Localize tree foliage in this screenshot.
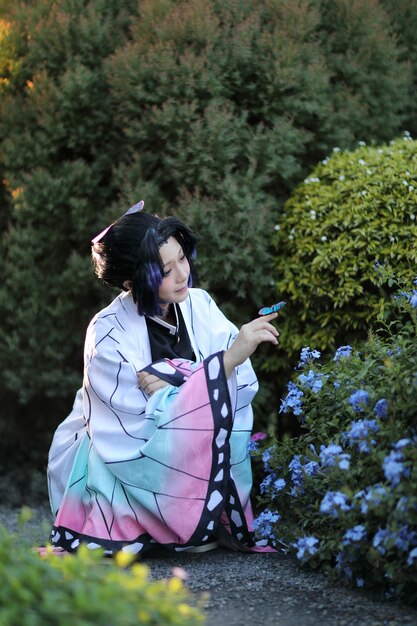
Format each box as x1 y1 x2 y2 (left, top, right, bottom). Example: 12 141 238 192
0 0 416 468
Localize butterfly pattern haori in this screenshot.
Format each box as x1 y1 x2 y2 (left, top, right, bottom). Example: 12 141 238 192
258 301 286 316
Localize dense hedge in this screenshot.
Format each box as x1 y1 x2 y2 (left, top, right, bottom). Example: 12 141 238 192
272 136 417 367
1 0 417 479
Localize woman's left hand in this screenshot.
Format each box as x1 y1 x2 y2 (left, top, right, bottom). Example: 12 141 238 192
137 371 169 396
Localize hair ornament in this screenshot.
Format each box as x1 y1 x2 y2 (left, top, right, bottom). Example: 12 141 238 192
123 200 144 216
91 200 145 244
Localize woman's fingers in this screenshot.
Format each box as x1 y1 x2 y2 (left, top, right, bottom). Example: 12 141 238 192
137 372 169 396
223 314 281 377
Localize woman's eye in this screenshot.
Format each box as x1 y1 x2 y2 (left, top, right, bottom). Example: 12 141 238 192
163 269 172 277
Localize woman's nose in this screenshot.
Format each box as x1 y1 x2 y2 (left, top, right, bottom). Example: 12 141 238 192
177 265 188 281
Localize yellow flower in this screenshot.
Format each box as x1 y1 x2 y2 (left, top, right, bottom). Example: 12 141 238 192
177 603 192 617
115 550 135 568
168 577 183 593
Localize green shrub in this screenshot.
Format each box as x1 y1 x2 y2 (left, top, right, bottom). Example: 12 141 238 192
0 524 204 626
272 136 417 365
254 280 417 601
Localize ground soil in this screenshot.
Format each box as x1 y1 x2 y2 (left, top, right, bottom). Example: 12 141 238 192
3 505 417 626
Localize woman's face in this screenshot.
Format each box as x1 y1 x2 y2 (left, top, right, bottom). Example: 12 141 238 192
158 236 190 310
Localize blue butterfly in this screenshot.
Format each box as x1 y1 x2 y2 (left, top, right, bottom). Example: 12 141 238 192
258 301 286 316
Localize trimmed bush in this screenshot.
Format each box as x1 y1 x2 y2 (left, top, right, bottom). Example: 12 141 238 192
254 280 417 601
0 521 204 625
272 136 417 365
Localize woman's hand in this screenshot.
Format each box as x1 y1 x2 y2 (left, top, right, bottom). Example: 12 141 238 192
223 312 279 378
137 371 169 396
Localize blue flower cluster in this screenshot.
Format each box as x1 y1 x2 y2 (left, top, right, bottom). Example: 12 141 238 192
262 447 273 472
382 450 410 486
298 369 327 394
298 347 321 367
333 345 352 361
279 381 304 416
260 474 286 496
252 509 281 541
319 491 351 517
343 524 366 545
395 284 417 308
348 389 369 412
374 398 388 419
335 549 355 581
354 484 387 514
342 418 379 453
247 440 259 454
319 443 350 470
288 454 319 495
407 287 417 308
293 536 319 561
372 528 395 555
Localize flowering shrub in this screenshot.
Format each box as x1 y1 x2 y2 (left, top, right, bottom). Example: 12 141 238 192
271 136 417 367
0 521 203 626
254 282 417 601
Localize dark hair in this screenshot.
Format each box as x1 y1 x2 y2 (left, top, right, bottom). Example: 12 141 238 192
92 212 197 316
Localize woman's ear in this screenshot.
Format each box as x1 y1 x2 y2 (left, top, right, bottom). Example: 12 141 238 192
123 280 133 291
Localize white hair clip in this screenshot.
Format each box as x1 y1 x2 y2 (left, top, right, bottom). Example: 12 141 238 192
92 200 145 244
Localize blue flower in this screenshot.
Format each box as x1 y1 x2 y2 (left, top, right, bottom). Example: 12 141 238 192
374 398 388 419
354 484 387 514
319 443 350 470
298 347 321 367
407 547 417 566
333 345 352 361
343 525 366 545
288 454 304 487
260 473 274 494
392 438 412 450
293 536 319 561
262 447 273 472
279 381 304 416
383 451 409 486
273 478 286 491
394 525 417 552
395 496 409 514
260 475 286 497
304 460 320 476
320 491 351 517
335 550 346 572
348 390 369 412
372 528 394 555
247 440 259 454
252 509 280 541
409 291 417 308
298 369 327 394
356 578 365 588
342 419 379 453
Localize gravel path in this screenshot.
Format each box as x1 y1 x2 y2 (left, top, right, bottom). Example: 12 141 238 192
2 505 417 626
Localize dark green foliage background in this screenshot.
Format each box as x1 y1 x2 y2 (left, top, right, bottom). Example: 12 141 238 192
1 0 417 501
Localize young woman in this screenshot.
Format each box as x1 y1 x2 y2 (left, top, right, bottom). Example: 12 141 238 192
47 201 279 556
